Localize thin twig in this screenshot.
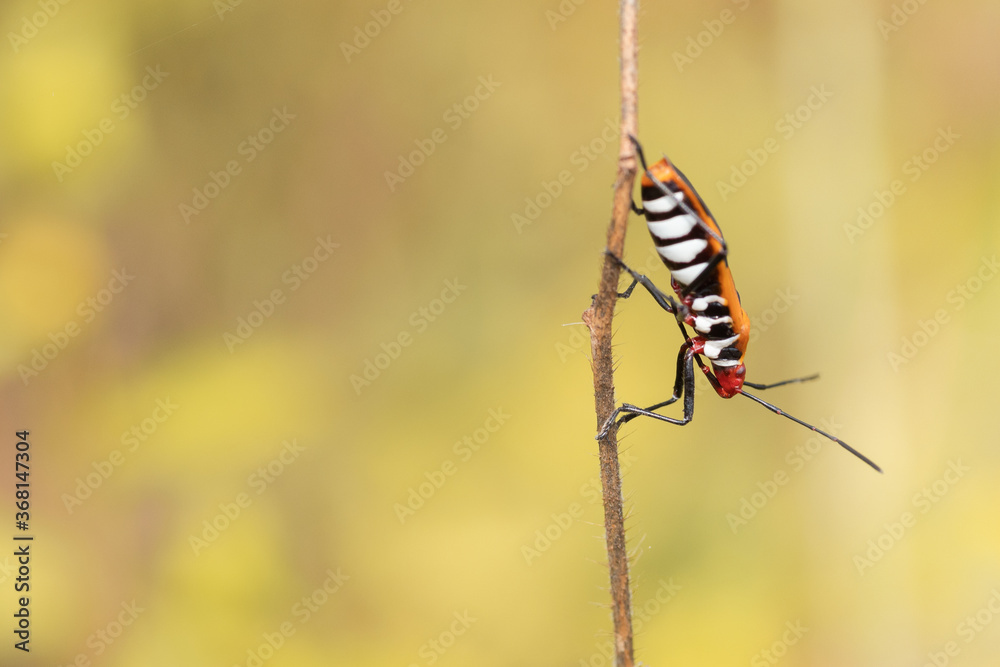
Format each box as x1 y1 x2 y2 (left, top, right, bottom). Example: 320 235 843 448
581 1 639 665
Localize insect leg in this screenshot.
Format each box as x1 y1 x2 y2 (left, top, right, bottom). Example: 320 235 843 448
629 134 652 176
691 351 725 395
678 250 729 298
615 340 690 427
605 250 684 317
627 136 730 299
629 136 683 216
596 344 696 439
628 134 726 250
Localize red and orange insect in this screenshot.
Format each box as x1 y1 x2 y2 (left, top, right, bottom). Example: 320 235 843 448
598 137 881 473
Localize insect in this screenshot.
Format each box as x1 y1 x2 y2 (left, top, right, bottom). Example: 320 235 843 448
597 136 881 473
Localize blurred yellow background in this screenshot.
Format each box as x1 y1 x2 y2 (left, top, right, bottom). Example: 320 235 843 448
0 0 998 665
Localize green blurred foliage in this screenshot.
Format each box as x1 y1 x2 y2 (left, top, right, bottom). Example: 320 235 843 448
0 0 999 665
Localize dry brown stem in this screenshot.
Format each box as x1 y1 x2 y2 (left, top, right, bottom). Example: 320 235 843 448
580 0 639 664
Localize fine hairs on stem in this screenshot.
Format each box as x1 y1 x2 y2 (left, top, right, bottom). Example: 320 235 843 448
580 0 639 665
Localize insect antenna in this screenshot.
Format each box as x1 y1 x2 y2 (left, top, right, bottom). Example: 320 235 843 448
743 374 819 390
737 389 883 473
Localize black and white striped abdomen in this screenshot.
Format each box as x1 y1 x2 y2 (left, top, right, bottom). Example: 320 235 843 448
688 295 742 367
642 182 744 368
641 183 716 287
